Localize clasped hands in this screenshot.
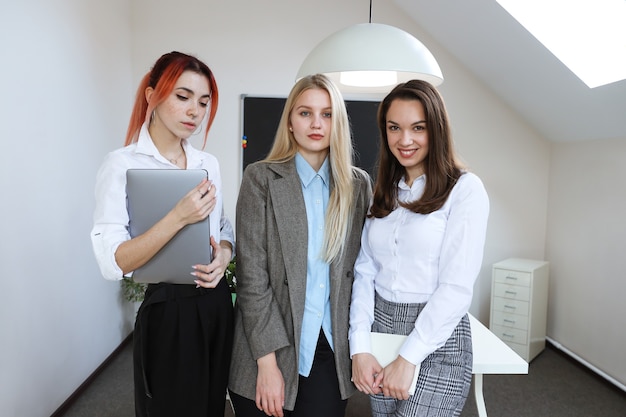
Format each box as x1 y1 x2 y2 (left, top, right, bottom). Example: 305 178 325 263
352 353 416 400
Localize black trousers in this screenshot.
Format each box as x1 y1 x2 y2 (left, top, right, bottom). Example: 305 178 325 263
230 331 347 417
134 280 234 417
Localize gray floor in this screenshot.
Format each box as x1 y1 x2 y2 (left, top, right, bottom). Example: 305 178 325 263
58 342 626 417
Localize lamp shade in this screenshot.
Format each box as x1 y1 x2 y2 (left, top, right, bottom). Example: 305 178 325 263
296 23 443 94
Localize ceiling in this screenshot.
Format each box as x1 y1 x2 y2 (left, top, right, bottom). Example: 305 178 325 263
394 0 626 143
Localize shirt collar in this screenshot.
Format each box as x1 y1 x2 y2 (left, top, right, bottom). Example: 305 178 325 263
399 174 426 191
134 123 202 167
295 153 330 188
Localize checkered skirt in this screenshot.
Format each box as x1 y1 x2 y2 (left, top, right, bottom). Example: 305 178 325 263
369 292 472 417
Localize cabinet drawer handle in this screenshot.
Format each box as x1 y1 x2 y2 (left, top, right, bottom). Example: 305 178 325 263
503 319 516 324
502 333 515 339
505 275 518 281
504 305 516 310
505 290 517 296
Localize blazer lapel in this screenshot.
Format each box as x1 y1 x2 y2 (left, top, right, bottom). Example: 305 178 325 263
268 161 308 320
329 173 366 312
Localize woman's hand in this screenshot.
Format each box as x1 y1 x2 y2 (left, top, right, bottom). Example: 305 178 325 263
255 353 285 417
115 179 217 275
351 353 384 395
379 355 416 400
171 179 216 227
192 236 232 288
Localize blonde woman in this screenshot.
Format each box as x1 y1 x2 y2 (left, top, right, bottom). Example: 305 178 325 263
229 74 372 417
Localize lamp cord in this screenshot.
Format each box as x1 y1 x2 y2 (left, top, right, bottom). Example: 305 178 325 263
369 0 372 23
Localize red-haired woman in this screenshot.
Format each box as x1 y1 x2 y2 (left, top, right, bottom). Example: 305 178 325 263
90 51 234 417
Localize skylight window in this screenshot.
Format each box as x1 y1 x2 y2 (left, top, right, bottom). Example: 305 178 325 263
495 0 626 88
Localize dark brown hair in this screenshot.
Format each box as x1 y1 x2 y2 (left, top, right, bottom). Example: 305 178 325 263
370 80 462 218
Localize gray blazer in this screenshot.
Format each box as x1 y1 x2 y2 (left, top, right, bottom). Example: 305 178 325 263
228 159 372 410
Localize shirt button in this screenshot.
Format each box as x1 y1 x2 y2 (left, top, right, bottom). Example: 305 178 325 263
320 284 325 289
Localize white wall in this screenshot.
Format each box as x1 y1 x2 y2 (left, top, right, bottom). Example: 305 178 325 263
433 56 550 320
129 0 551 322
0 1 133 416
0 0 552 415
546 138 626 388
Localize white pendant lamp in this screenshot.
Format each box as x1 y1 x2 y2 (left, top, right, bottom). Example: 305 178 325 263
296 4 443 94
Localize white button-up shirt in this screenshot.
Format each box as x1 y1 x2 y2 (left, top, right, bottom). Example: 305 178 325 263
90 123 234 281
349 172 489 365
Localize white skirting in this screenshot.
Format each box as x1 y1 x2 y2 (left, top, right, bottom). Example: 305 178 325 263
546 336 626 393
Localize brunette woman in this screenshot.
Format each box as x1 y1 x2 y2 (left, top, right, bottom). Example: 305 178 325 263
349 80 489 417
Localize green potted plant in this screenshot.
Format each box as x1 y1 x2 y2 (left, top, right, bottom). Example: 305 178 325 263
224 257 237 305
121 277 148 303
121 257 237 304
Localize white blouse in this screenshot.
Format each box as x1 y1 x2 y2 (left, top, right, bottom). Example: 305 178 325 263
349 172 489 365
90 123 234 281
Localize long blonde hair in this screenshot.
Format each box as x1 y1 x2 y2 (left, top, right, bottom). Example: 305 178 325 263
265 74 356 263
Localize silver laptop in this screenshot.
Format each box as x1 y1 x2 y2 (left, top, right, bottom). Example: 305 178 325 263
126 169 211 284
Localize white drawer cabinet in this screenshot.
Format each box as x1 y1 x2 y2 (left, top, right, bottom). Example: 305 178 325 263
489 258 549 362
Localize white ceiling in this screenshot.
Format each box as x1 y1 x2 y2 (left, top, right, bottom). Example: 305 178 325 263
394 0 626 143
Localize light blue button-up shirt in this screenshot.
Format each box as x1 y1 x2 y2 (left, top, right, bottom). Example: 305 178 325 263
295 153 332 377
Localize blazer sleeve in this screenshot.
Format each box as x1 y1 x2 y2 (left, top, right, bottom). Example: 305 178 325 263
235 164 291 360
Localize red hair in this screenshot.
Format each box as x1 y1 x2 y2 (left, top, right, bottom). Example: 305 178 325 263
124 51 219 148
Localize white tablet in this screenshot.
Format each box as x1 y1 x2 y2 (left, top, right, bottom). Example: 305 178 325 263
126 169 211 284
370 332 420 395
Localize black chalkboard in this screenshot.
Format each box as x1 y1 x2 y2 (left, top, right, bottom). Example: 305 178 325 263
241 96 380 178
